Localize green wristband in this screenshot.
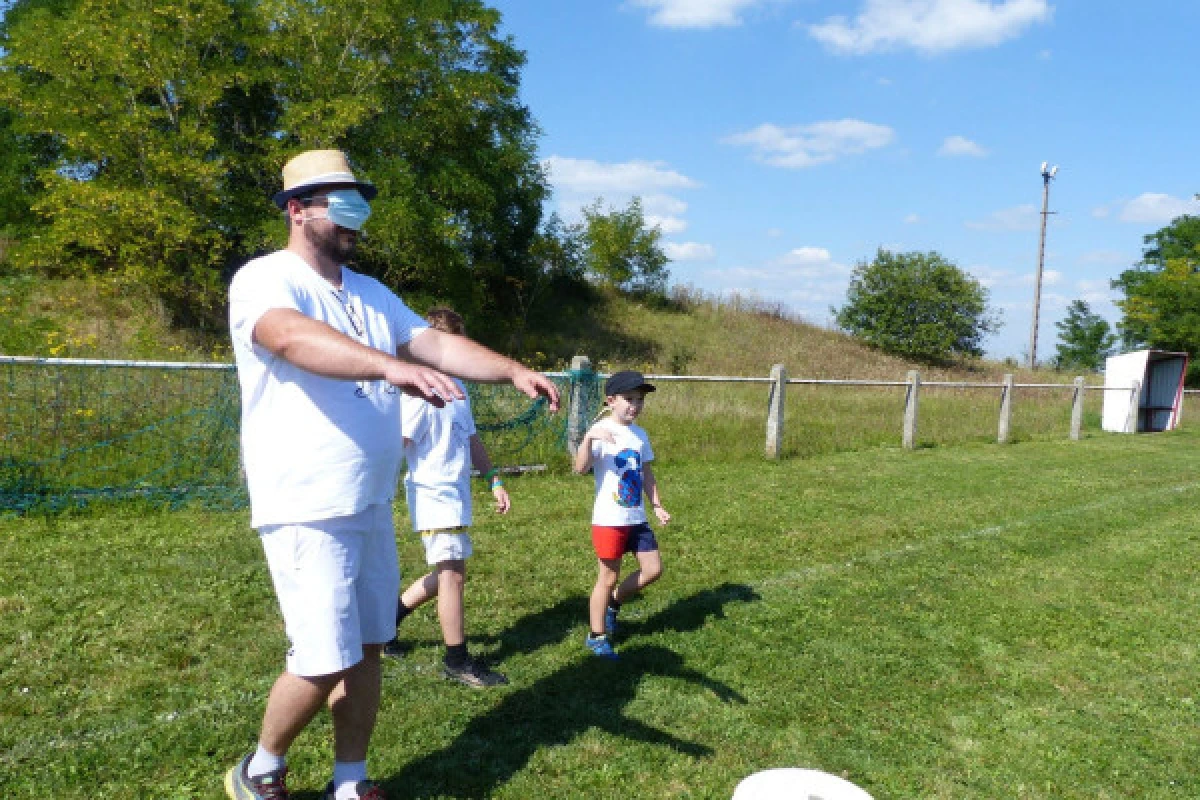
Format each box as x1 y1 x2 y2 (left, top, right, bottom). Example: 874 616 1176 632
483 468 499 482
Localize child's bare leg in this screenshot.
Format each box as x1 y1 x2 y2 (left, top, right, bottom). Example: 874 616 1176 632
590 558 622 633
400 570 440 610
433 560 466 646
614 549 663 604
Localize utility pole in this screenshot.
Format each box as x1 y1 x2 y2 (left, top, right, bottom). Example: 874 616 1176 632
1027 162 1057 369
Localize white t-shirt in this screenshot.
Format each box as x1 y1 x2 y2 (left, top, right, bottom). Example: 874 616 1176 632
402 379 477 531
229 249 429 528
590 421 655 526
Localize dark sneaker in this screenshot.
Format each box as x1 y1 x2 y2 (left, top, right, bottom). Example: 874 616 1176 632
225 754 289 800
320 780 387 800
442 657 509 688
381 638 409 659
586 634 618 660
604 606 619 636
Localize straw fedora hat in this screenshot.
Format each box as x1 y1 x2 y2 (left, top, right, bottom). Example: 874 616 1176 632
272 149 377 209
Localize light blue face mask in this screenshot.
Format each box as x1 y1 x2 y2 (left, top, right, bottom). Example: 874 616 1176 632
323 189 372 231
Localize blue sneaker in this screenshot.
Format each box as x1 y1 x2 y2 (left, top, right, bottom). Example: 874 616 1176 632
586 634 618 659
604 606 619 636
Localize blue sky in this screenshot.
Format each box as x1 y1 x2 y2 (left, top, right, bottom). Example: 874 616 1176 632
494 0 1200 362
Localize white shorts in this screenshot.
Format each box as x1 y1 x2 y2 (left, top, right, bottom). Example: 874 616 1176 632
419 527 474 565
259 504 400 678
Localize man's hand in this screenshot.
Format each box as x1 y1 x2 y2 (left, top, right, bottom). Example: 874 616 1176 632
512 368 560 412
383 362 464 407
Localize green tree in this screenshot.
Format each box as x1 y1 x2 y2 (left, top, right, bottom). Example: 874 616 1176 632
1052 299 1116 371
1111 212 1200 383
580 197 670 296
834 249 999 363
0 0 549 338
506 211 588 354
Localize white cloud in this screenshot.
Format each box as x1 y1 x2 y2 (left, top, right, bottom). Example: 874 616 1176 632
965 203 1040 231
698 246 852 316
643 194 690 234
542 155 702 237
904 213 921 224
723 119 895 168
938 135 988 157
543 156 699 194
766 227 783 238
648 215 688 234
630 0 767 28
664 241 717 261
1117 192 1200 225
643 193 689 216
808 0 1053 55
775 246 835 267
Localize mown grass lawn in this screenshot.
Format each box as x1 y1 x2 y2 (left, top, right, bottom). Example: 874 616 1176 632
3 430 1199 799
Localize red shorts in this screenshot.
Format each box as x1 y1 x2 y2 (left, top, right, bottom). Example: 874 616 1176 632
591 523 658 561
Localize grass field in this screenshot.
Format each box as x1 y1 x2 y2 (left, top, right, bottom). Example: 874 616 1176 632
4 427 1199 798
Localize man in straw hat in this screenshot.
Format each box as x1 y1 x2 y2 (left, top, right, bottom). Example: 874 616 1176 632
225 149 560 800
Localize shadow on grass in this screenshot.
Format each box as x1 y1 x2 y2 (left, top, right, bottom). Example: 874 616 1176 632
387 594 591 662
372 583 759 799
381 644 743 799
632 582 762 638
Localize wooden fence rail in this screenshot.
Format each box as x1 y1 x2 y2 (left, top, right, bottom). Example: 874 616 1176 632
567 360 1147 459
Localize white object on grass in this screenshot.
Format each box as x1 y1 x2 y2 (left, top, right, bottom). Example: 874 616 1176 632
732 768 873 800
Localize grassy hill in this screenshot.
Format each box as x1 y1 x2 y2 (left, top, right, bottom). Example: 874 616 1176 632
2 275 1106 469
1 274 1055 386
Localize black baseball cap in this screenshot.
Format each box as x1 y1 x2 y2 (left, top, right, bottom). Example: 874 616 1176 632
605 370 656 396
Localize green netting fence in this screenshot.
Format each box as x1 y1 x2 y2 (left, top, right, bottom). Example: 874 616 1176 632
0 357 603 515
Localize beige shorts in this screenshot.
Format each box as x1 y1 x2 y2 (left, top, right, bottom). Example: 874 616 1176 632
419 526 474 565
258 504 400 677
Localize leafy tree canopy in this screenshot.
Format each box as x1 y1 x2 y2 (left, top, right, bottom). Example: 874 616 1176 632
834 248 999 363
1052 299 1116 372
0 0 556 340
580 197 670 297
1111 211 1200 383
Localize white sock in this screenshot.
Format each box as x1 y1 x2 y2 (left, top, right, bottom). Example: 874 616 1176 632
333 760 369 799
247 743 286 777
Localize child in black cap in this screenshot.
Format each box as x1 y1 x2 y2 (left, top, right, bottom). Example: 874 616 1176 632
573 370 671 658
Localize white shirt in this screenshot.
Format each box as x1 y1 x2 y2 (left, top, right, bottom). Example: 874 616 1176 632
402 380 477 531
229 250 428 528
590 421 654 526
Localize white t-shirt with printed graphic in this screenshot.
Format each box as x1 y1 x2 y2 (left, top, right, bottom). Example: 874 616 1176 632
401 379 477 531
590 421 654 526
229 249 429 528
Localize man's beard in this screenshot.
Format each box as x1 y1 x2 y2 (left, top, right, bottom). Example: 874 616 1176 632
304 221 357 263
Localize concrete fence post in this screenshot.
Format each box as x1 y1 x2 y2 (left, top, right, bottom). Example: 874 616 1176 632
567 355 593 457
903 369 920 450
765 363 786 459
1070 376 1085 440
997 373 1014 444
1126 379 1142 433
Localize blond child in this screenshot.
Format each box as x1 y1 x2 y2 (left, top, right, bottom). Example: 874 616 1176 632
572 370 671 659
383 308 510 687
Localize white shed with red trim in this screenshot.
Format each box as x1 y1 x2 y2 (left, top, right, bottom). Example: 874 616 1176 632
1101 349 1188 433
